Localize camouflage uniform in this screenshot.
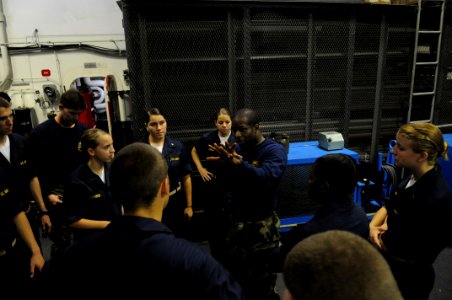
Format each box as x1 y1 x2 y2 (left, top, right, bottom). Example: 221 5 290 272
224 213 281 299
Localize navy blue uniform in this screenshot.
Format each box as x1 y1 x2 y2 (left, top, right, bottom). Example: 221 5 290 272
0 134 35 211
382 166 452 300
28 118 86 256
0 134 37 291
224 138 287 299
29 119 86 197
194 130 235 259
0 135 35 234
231 139 287 220
140 135 192 237
4 133 43 250
64 163 121 241
0 138 24 265
194 130 235 176
299 198 369 239
282 195 369 265
0 189 23 291
47 216 244 299
0 186 20 255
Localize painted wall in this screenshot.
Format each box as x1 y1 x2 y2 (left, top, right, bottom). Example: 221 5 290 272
0 0 129 125
4 0 124 40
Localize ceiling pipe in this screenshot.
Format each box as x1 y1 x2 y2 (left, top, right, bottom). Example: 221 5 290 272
0 0 13 91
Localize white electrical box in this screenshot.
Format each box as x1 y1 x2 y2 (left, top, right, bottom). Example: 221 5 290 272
318 131 344 151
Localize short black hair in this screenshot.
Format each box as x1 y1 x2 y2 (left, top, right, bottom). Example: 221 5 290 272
312 153 357 196
235 108 259 126
60 89 86 110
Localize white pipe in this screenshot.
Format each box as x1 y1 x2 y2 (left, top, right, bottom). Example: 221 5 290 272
83 77 106 113
0 0 12 91
90 86 106 113
83 77 104 87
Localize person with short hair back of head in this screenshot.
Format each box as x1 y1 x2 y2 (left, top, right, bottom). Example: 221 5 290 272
281 153 369 263
283 230 403 300
46 143 243 299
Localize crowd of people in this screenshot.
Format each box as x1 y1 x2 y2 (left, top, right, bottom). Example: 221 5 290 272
1 88 452 299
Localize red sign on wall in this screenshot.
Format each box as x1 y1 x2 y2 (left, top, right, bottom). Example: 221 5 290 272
41 69 51 77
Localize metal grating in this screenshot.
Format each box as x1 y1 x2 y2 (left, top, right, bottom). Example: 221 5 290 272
436 3 452 131
277 164 317 218
120 1 452 216
122 2 418 153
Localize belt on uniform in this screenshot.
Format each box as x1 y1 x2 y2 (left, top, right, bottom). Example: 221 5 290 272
169 183 182 197
0 238 17 257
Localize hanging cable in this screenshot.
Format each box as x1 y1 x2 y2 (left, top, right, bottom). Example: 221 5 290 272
5 43 127 57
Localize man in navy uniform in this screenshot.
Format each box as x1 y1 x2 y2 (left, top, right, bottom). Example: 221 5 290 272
0 97 45 295
209 108 288 300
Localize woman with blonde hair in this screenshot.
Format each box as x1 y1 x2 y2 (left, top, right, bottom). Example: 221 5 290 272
64 128 120 242
369 122 452 300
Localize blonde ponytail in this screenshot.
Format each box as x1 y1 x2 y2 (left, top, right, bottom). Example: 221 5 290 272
443 142 449 161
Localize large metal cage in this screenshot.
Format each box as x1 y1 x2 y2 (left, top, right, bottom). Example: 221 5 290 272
121 1 423 154
120 0 452 218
